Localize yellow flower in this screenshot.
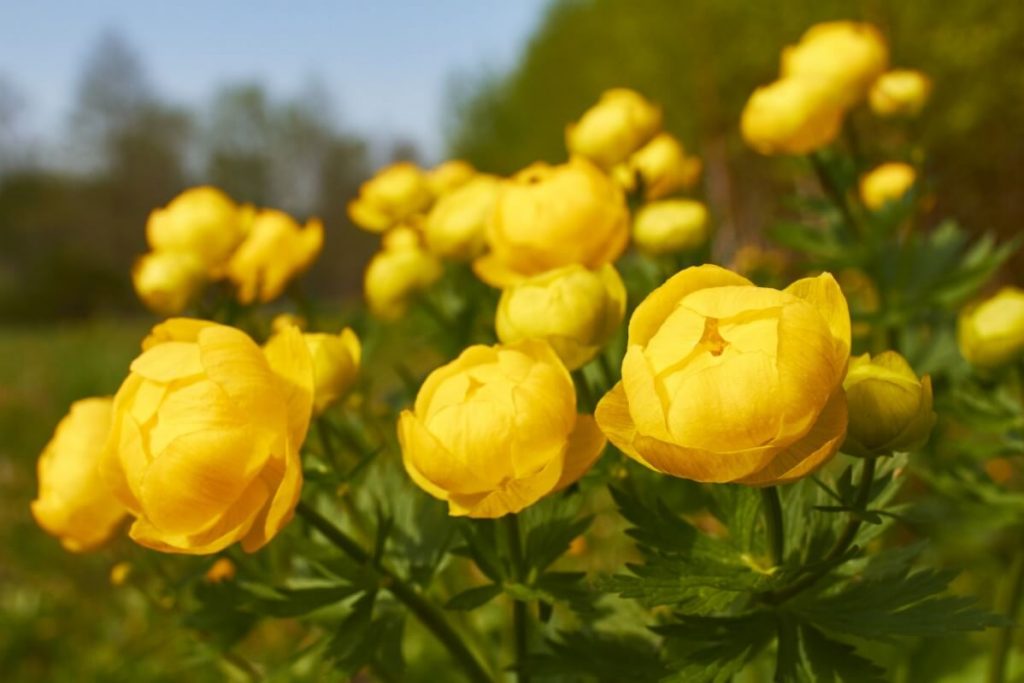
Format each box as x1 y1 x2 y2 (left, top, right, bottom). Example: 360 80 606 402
566 89 662 168
227 209 324 304
132 251 206 315
614 133 702 200
741 77 844 156
781 21 889 108
869 69 932 117
398 340 606 517
843 352 934 457
100 318 314 554
204 557 237 583
146 186 248 272
347 162 433 233
958 287 1024 369
300 328 361 414
424 175 500 260
596 265 850 485
31 397 128 552
109 562 133 586
428 159 477 197
365 227 443 320
632 199 709 255
474 158 629 287
859 162 915 210
496 264 626 370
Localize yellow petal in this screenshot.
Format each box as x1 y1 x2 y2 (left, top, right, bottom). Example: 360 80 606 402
141 318 218 351
399 411 502 495
553 414 606 491
263 325 315 451
593 382 660 471
241 444 304 552
197 325 284 432
785 272 851 364
130 342 204 384
472 252 529 288
630 433 781 483
448 455 564 518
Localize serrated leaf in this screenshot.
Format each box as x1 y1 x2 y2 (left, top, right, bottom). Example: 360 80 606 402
524 630 669 682
239 581 363 618
657 613 775 683
799 623 887 682
444 584 503 611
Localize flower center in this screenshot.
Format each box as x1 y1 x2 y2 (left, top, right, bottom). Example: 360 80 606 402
698 317 729 357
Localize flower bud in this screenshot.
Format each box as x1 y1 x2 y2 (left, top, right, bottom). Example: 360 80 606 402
566 89 662 169
302 329 361 414
614 133 702 200
31 398 128 552
869 69 932 118
428 159 476 197
146 186 248 272
781 22 889 108
632 199 709 255
204 558 237 583
741 78 844 155
132 251 206 315
843 352 935 457
227 209 324 304
424 175 500 260
497 264 626 370
348 162 433 233
958 287 1024 368
859 162 915 210
271 313 307 334
110 562 132 586
398 340 606 517
365 227 443 320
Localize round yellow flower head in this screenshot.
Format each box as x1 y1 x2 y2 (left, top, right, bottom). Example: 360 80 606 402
596 265 851 485
227 209 324 304
204 557 237 583
781 21 889 108
474 157 629 287
859 162 916 210
614 133 702 200
398 340 606 517
365 227 443 320
132 251 206 316
843 351 934 458
31 397 128 552
869 69 932 118
496 264 627 371
146 186 247 272
428 159 477 197
632 199 710 255
348 162 434 233
566 88 663 168
298 328 361 415
424 175 500 260
741 77 844 156
958 287 1024 369
101 318 314 554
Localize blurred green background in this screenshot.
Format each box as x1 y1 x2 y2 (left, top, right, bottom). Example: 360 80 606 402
2 0 1023 680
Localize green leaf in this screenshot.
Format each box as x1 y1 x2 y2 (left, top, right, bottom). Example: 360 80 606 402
524 630 669 682
799 623 887 683
444 584 503 611
239 581 363 618
657 613 775 683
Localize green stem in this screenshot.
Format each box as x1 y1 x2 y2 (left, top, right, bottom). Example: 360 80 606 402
504 514 531 683
809 152 860 239
296 501 492 683
988 546 1024 683
761 487 785 567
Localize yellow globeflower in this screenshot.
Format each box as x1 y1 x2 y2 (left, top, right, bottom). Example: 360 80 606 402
614 133 702 200
567 89 662 169
632 199 709 255
958 287 1024 369
428 159 477 197
132 251 206 316
741 78 844 156
227 209 324 304
596 265 850 485
146 186 247 272
347 162 433 233
300 328 361 415
101 318 314 554
843 352 934 457
424 175 500 260
31 397 128 552
398 340 606 518
869 69 932 117
781 21 889 107
365 227 443 320
474 158 629 287
859 162 915 210
496 264 626 371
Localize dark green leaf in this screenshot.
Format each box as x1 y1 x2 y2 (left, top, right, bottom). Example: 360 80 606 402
444 584 503 611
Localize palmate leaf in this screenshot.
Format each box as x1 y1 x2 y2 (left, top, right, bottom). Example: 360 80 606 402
603 556 765 611
326 591 406 679
521 492 593 574
656 613 775 683
798 623 887 683
524 630 670 682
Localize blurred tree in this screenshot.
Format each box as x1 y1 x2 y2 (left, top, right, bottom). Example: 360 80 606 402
0 75 30 176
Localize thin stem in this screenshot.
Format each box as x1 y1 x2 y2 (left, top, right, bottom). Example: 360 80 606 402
809 152 860 239
761 487 785 567
988 546 1024 683
296 501 492 683
504 514 531 683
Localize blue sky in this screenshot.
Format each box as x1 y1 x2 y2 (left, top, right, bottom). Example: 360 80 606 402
0 1 550 161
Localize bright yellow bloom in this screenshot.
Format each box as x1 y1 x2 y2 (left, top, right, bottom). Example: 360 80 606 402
781 21 889 108
741 78 844 156
299 328 361 414
31 397 128 552
204 557 237 583
474 158 629 287
146 186 248 272
424 175 500 260
958 287 1024 368
365 227 443 320
843 352 934 457
496 264 626 370
101 318 314 554
632 199 709 255
132 251 206 315
566 89 662 169
398 340 606 517
859 162 915 210
227 209 324 304
869 69 932 117
614 133 702 200
596 265 850 485
428 159 477 197
347 162 433 233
